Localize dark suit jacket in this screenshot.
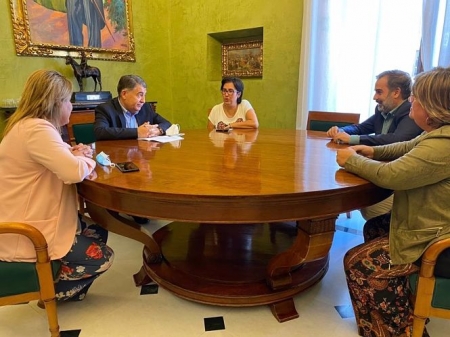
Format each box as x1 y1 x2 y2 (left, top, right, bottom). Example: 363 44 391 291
94 98 171 140
340 100 423 145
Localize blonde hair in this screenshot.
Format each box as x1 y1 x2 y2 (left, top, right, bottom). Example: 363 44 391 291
413 66 450 128
3 69 72 137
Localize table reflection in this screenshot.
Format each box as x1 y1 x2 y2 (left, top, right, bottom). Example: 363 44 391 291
208 129 261 192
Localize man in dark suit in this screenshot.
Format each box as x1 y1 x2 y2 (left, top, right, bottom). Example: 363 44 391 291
94 75 172 224
94 75 171 140
327 69 423 146
326 69 423 221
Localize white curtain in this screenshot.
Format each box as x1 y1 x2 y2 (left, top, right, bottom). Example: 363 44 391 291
419 0 450 72
297 0 422 129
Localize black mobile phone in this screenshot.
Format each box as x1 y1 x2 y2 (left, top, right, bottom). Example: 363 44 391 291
216 128 232 133
116 162 140 173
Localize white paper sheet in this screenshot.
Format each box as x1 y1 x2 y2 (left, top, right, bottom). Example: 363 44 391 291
138 135 184 143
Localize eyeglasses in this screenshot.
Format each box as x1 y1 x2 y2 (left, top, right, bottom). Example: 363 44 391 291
221 89 238 95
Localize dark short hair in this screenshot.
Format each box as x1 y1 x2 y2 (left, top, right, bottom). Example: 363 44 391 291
221 76 244 104
117 75 147 95
376 70 412 99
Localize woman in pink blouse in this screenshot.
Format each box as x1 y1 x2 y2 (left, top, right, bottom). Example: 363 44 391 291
0 69 113 301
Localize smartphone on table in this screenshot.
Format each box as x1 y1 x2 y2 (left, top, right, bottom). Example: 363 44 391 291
116 162 140 173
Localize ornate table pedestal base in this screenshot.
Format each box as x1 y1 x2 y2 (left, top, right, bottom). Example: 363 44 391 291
85 199 337 322
140 219 335 322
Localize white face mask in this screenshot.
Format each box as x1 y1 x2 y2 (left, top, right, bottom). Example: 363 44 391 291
165 124 180 136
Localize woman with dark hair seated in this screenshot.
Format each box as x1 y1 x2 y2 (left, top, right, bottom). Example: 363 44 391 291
208 76 259 131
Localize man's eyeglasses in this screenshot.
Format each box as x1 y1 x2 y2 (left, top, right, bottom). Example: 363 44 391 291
221 89 238 95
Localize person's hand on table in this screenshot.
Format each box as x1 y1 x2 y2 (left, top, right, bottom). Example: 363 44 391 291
71 144 93 158
138 122 163 138
216 121 227 130
336 147 356 167
332 131 350 144
327 126 340 137
147 124 163 137
351 145 374 158
138 122 152 138
336 145 374 167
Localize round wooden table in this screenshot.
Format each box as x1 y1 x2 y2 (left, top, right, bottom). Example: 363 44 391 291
78 129 390 322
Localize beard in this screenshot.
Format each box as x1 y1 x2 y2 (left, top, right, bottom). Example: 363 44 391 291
377 95 396 113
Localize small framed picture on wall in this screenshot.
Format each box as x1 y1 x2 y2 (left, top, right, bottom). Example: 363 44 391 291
222 41 263 78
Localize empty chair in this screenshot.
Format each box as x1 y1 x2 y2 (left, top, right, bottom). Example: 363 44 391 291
72 122 96 144
307 111 360 132
0 222 62 337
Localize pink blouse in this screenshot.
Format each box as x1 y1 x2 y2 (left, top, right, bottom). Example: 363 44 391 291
0 118 96 261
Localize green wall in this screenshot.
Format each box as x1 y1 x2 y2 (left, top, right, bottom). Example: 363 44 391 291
0 1 303 129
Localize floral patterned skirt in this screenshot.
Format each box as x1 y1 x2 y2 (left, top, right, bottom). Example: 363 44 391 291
343 236 428 337
55 215 114 301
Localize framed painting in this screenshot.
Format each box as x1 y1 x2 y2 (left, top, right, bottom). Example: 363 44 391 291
222 41 263 78
9 0 135 62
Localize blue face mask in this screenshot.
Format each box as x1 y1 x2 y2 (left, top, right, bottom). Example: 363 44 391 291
96 151 115 167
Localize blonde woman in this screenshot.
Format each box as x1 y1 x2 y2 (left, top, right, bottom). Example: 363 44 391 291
0 69 113 301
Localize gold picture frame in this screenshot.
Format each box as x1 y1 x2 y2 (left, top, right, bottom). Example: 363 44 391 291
222 41 263 78
9 0 135 62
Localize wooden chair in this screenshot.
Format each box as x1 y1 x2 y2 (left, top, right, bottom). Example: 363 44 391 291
307 111 360 218
65 108 95 144
307 110 360 132
72 122 96 145
0 222 62 337
72 122 96 214
409 237 450 337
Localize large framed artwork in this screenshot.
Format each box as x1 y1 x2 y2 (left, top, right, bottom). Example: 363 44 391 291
9 0 135 62
222 41 263 78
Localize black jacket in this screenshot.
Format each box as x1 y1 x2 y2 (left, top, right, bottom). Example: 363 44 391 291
94 98 171 140
340 100 423 145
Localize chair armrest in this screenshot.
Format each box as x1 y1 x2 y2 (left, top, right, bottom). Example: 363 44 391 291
420 238 450 278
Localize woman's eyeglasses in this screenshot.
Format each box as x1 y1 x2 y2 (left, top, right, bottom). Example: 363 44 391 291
221 89 238 95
